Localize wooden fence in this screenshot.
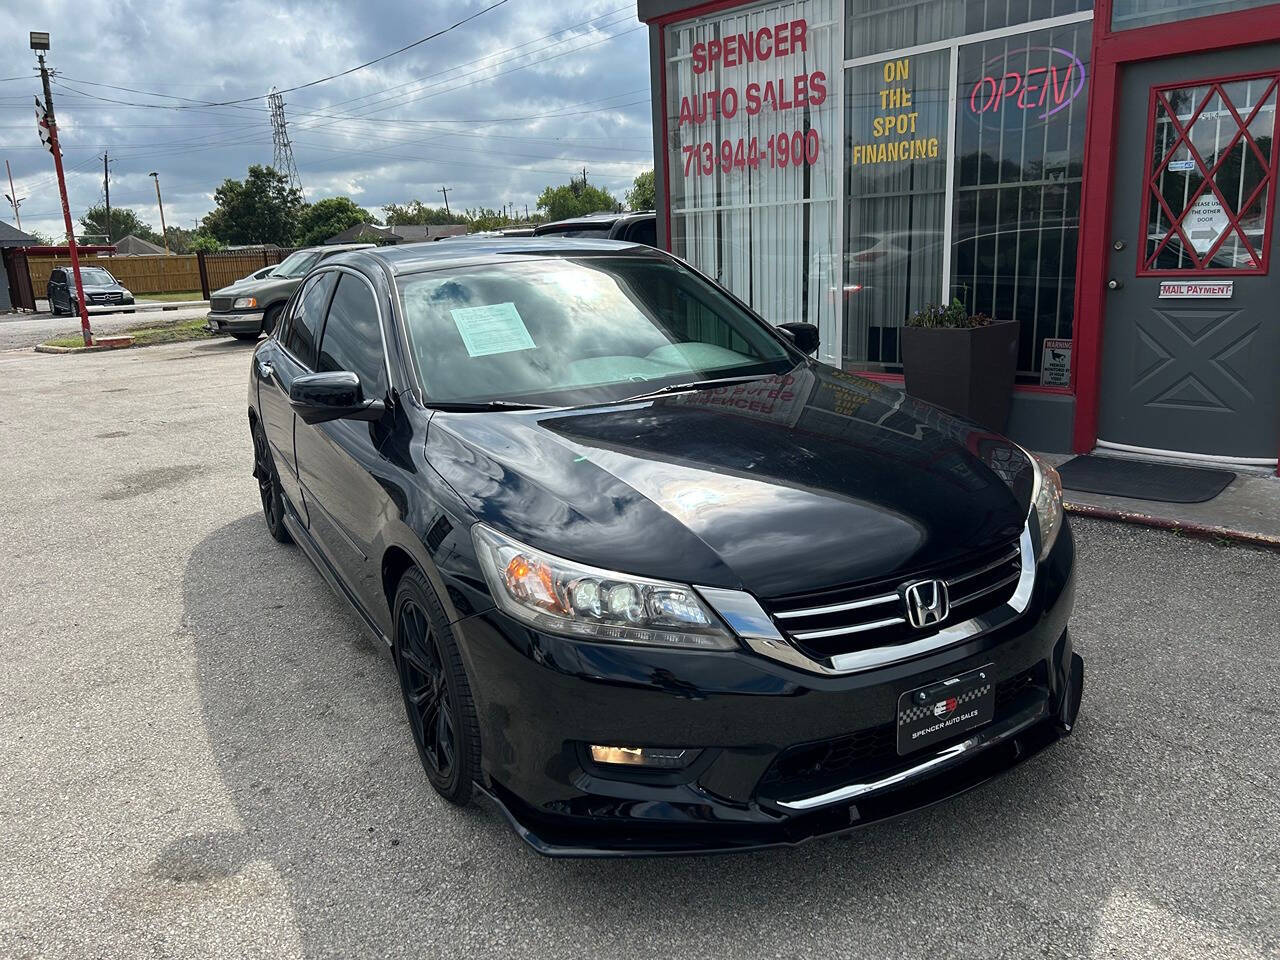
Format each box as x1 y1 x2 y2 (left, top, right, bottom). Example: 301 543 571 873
25 247 303 298
26 254 202 295
198 248 299 297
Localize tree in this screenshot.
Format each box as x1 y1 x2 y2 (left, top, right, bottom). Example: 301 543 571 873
296 196 380 247
536 173 619 222
201 165 303 247
383 199 467 226
79 205 162 245
188 233 224 253
625 169 656 211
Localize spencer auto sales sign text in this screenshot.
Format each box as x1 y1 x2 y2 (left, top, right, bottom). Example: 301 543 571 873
677 18 826 178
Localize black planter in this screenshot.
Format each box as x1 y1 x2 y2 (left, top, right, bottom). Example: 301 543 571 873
900 320 1019 432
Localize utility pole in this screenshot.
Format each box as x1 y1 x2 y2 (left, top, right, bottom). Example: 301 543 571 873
32 31 92 346
149 171 169 255
438 186 451 216
99 150 113 246
5 160 24 229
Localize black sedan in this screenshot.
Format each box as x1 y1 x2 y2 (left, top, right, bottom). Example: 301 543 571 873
246 239 1082 856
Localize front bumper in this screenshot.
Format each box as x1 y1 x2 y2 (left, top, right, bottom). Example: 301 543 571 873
207 310 265 334
454 522 1080 857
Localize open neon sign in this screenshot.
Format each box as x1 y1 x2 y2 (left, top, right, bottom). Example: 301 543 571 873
967 46 1086 123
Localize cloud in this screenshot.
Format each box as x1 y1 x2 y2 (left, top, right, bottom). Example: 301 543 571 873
0 0 653 239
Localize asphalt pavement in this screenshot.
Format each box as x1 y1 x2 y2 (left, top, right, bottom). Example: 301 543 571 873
1 340 1277 960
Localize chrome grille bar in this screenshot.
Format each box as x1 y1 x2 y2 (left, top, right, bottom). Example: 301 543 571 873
945 547 1020 588
951 569 1021 607
790 615 906 641
773 591 898 620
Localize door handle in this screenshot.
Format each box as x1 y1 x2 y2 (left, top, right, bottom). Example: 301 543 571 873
1106 278 1122 290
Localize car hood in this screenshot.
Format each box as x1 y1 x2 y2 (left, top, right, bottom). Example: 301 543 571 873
212 276 294 298
426 365 1034 598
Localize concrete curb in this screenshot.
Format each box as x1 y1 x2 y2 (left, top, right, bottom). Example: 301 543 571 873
1064 500 1280 550
34 336 134 354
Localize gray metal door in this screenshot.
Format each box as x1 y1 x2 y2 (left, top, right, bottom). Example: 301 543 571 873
1099 47 1280 460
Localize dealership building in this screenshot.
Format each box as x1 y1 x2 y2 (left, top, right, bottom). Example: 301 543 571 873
638 0 1280 468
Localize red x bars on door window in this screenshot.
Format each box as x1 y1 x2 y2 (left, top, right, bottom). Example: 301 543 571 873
1141 71 1280 274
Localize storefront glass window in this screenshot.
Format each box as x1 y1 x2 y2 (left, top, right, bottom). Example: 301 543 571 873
663 0 842 364
842 50 950 371
847 0 1092 60
1142 73 1278 272
951 21 1091 383
1111 0 1277 30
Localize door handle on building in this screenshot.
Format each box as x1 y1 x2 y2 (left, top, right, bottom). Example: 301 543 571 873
1106 278 1122 290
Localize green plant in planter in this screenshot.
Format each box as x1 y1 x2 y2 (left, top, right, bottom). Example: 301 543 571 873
907 298 992 329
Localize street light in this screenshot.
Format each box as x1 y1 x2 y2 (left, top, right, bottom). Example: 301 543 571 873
149 171 170 255
29 31 50 51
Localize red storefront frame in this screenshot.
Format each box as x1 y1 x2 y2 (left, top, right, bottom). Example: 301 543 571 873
646 0 1280 467
1072 0 1280 471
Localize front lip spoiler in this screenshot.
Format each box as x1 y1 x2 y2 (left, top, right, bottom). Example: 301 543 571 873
474 658 1081 858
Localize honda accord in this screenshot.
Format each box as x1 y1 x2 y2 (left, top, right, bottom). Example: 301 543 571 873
246 238 1082 856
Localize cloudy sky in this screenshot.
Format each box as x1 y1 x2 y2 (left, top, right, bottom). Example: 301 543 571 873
0 0 654 241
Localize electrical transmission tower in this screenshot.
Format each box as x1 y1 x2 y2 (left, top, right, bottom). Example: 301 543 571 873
267 87 303 194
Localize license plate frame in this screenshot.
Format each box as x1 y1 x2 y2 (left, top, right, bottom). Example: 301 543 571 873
896 664 995 756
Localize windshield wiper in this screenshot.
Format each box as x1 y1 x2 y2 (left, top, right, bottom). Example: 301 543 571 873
614 374 770 404
423 400 548 412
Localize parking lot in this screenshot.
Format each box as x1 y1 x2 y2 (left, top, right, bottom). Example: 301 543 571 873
1 339 1277 960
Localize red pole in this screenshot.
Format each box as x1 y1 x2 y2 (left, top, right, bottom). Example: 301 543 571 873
37 51 92 346
47 125 92 346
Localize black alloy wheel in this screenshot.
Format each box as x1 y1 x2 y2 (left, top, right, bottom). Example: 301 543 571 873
393 567 480 805
251 419 292 544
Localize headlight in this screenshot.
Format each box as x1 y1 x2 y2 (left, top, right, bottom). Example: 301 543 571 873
233 296 258 309
1026 451 1064 561
472 524 737 650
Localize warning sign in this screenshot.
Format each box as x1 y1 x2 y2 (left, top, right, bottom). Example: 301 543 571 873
1183 193 1230 253
1040 338 1071 387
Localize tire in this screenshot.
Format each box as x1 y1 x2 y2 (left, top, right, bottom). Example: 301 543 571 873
262 304 283 336
251 418 292 544
393 566 481 805
49 299 62 316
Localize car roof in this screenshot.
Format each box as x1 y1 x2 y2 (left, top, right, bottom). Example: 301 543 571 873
313 242 376 253
533 210 654 233
323 237 666 277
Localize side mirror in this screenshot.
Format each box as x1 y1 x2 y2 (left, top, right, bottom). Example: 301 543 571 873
778 321 820 355
289 370 385 424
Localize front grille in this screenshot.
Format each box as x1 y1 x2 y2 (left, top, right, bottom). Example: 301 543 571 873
210 296 235 312
762 537 1022 661
757 667 1043 798
88 292 122 304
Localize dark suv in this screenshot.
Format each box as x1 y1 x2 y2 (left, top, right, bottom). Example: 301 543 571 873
533 210 656 246
46 265 134 315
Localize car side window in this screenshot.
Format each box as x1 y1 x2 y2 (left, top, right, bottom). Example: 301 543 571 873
316 274 388 399
282 272 336 369
50 269 64 285
624 218 656 247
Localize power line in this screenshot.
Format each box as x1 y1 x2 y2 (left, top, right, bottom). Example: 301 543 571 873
48 0 513 111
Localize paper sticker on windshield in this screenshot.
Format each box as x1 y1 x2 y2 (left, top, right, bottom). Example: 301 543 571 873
450 302 536 357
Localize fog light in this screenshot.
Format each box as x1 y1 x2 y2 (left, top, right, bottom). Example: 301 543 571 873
588 745 699 768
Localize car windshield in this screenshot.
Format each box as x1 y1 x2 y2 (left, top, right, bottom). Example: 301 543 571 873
272 250 322 278
78 267 116 285
397 256 799 405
